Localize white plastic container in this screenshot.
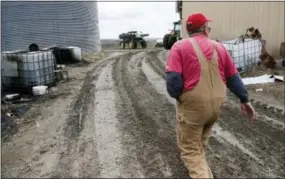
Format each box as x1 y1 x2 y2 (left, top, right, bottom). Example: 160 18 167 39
5 93 20 100
1 51 19 77
67 46 82 61
32 85 48 96
221 38 262 71
17 50 55 86
1 51 22 88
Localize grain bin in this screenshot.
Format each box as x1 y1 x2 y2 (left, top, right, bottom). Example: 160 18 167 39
1 1 101 54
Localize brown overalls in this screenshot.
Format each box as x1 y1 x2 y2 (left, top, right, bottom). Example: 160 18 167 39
177 38 226 178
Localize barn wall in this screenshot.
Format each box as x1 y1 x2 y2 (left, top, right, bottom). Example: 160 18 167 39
1 1 101 54
181 2 284 57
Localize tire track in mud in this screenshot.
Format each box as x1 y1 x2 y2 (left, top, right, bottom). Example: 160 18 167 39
248 92 284 115
52 59 108 177
216 95 285 177
150 50 284 178
156 50 168 65
52 53 128 178
250 98 285 123
145 51 166 80
112 52 189 178
93 60 129 177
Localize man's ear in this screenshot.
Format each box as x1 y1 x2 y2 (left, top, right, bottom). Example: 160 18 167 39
202 23 208 31
203 25 209 33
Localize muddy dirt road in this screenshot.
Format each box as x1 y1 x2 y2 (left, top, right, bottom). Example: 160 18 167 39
2 50 284 178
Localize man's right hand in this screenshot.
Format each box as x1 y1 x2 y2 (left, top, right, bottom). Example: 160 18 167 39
241 102 255 122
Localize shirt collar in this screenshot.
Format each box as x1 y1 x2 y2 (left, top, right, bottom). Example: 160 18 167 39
190 33 208 38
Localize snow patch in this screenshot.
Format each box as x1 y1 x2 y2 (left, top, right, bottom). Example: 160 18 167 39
242 74 284 85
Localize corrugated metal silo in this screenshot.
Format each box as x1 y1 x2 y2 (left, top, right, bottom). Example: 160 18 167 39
1 1 101 54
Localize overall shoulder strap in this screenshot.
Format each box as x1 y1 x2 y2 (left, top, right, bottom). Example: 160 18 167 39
211 40 218 61
189 38 208 64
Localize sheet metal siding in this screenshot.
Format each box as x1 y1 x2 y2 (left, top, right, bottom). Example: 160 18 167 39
181 2 284 57
1 1 101 53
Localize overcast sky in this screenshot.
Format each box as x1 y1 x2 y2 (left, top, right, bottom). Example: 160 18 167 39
97 1 180 39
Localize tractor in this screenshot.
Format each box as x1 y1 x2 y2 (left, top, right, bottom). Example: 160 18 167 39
163 20 182 50
119 31 149 49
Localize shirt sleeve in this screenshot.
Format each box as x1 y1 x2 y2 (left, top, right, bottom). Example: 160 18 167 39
222 46 238 78
165 43 183 74
218 43 249 103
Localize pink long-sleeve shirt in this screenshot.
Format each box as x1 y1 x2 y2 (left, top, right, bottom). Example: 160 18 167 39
166 34 238 92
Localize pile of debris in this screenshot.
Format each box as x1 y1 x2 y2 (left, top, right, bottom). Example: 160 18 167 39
241 27 277 69
1 43 81 140
1 103 32 141
242 27 285 69
243 27 262 39
258 41 276 69
1 43 81 95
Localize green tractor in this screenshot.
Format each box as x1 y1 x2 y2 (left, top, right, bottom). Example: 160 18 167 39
163 20 182 50
119 31 149 49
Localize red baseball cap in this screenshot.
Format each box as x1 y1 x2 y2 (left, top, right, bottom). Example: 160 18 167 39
186 13 211 29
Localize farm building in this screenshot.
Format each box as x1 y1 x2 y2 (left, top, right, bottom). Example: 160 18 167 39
176 1 285 58
1 1 101 54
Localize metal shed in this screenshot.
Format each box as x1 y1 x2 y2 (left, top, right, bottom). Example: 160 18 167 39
1 1 101 54
178 1 284 58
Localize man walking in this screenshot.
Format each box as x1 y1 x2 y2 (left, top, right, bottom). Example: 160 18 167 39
165 13 255 178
